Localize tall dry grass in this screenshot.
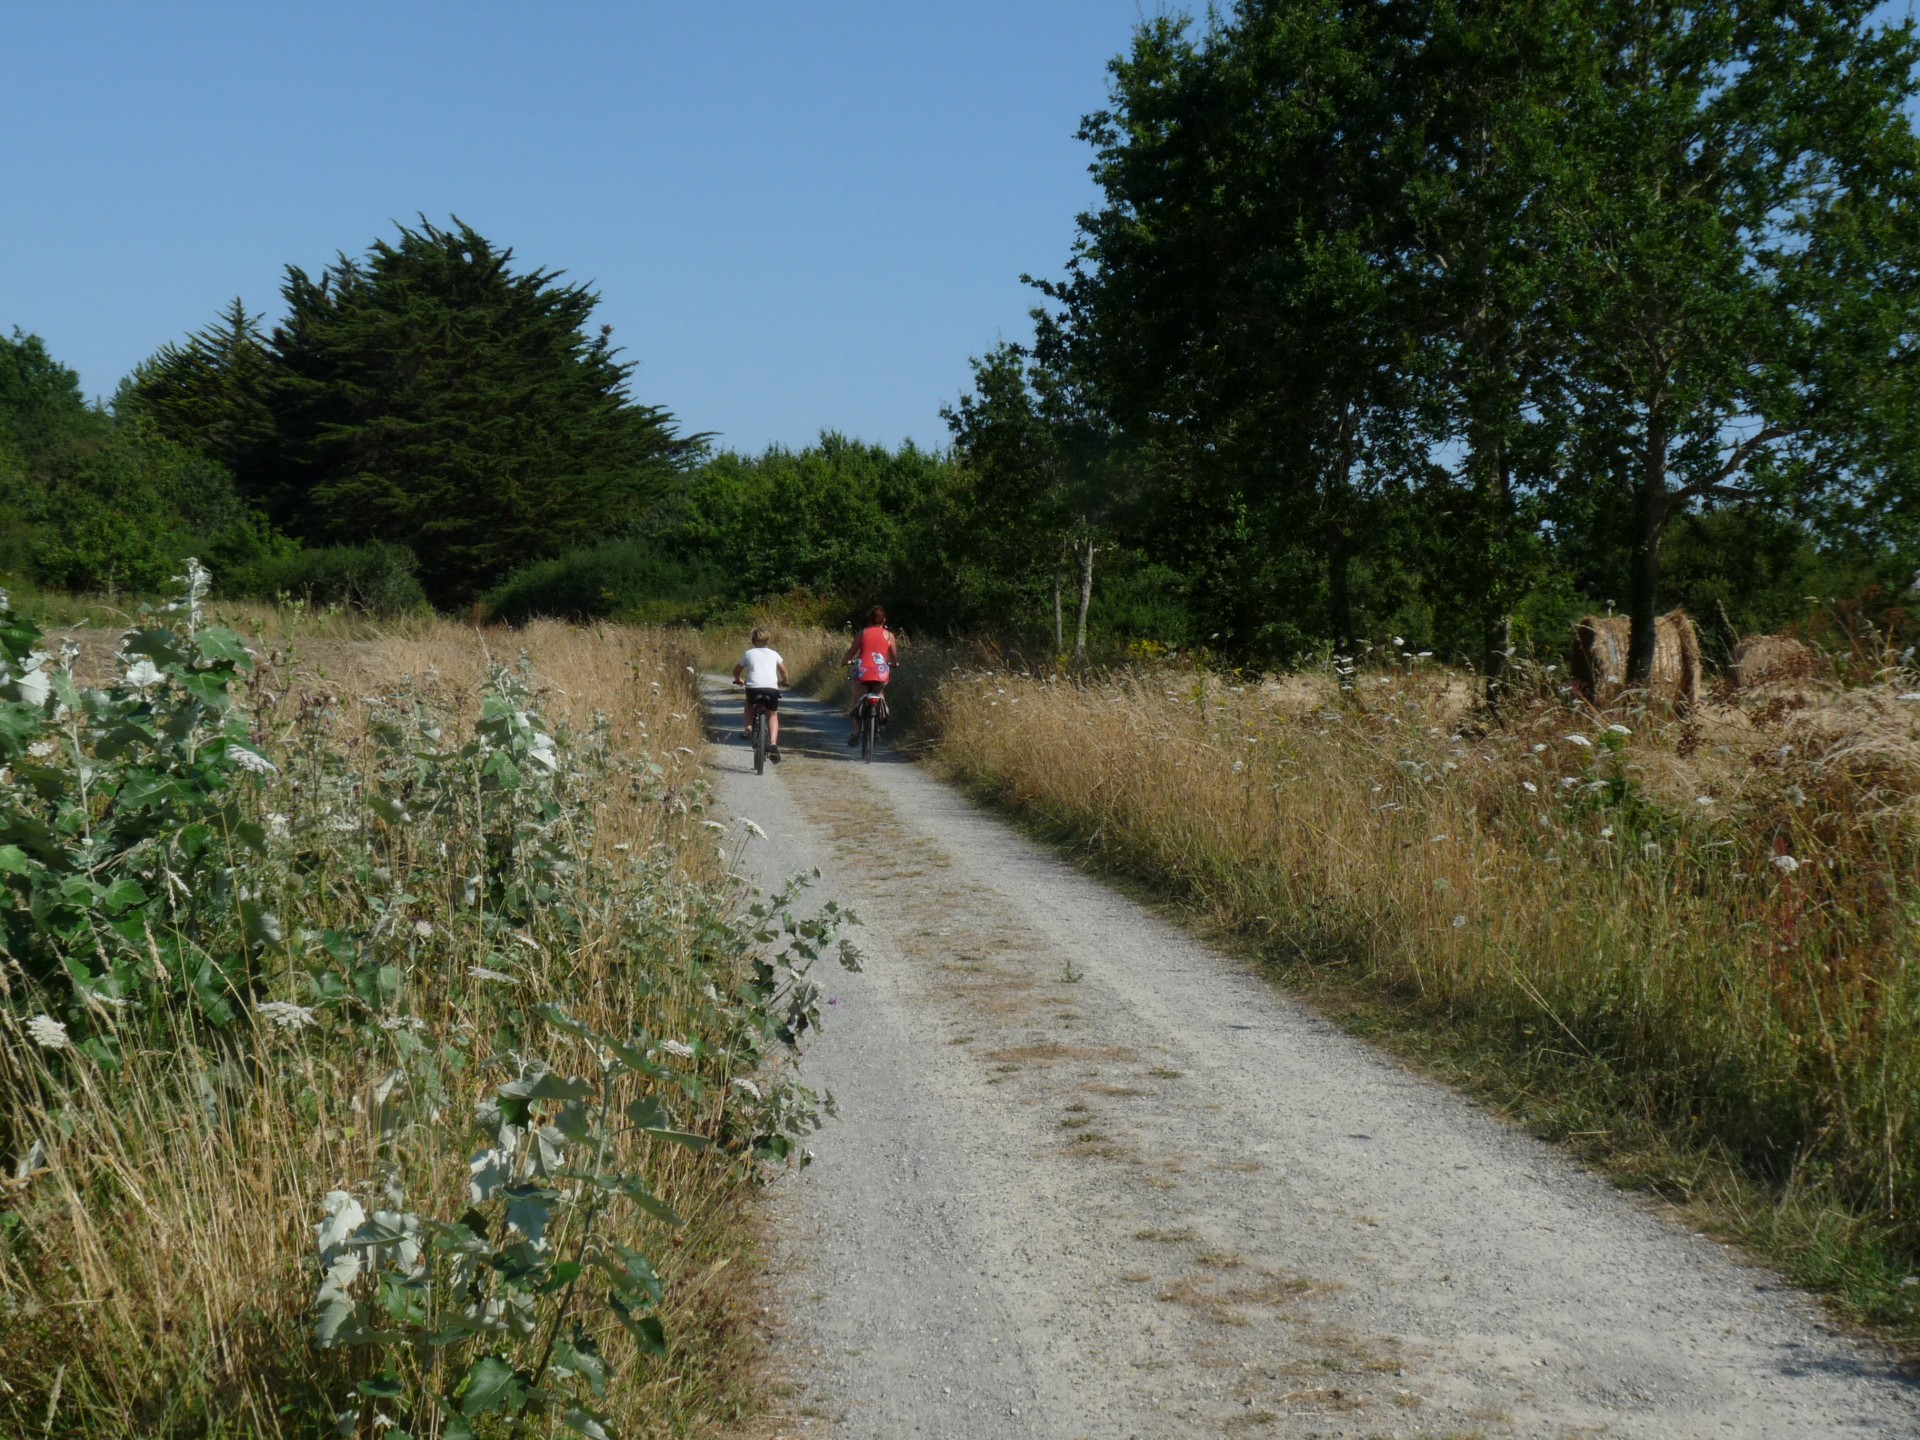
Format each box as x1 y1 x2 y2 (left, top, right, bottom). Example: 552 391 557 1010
930 657 1920 1330
0 619 781 1436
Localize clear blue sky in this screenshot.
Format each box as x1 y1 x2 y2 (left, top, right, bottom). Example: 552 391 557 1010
0 2 1163 453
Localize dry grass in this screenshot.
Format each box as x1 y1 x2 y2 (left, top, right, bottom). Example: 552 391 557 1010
929 657 1920 1335
0 618 776 1437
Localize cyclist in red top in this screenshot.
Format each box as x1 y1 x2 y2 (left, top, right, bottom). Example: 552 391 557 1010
842 604 897 746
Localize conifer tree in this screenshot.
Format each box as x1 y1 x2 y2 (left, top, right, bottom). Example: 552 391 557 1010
264 219 700 603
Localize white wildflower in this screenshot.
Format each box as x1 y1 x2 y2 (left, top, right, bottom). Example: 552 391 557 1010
228 744 277 776
1566 734 1592 748
1392 636 1404 647
256 1000 317 1030
1231 759 1245 774
468 966 517 983
1771 854 1801 874
378 1015 427 1032
1532 743 1547 754
701 820 726 832
510 932 541 950
123 658 164 690
1521 780 1538 794
1558 776 1578 789
661 1039 696 1059
732 1077 762 1100
1599 826 1614 839
1899 693 1920 702
265 812 291 841
1643 841 1662 858
412 919 433 940
1608 724 1632 736
25 1014 69 1050
742 819 768 840
26 739 55 760
1451 914 1467 929
1429 834 1449 844
1695 795 1715 806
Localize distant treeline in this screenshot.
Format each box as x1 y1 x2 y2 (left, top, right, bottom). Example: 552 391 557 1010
1 218 696 613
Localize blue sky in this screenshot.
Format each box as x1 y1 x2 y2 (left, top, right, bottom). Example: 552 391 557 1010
0 2 1161 452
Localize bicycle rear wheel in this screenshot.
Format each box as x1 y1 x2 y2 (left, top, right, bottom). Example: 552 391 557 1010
753 710 769 774
860 700 874 762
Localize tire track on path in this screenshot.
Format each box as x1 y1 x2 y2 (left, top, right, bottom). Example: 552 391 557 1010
704 677 1919 1439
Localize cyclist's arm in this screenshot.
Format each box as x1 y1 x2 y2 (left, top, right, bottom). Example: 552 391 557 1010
777 661 791 687
731 661 746 685
840 638 860 665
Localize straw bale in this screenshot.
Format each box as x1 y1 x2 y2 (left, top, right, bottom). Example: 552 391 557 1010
1570 608 1702 713
1728 633 1827 690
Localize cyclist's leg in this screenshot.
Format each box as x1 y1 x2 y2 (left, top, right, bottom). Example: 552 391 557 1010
742 692 754 738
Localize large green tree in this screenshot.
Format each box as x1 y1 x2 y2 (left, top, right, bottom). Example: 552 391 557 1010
1555 0 1920 682
137 220 701 605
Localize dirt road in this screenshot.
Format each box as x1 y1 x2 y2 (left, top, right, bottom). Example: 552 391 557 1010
704 679 1919 1439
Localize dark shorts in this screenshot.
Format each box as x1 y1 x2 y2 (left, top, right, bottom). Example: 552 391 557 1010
745 687 780 711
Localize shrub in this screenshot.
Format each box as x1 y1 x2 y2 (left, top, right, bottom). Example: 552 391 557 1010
483 541 721 625
229 541 429 615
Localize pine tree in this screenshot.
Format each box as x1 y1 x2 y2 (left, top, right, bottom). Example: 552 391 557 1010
263 219 701 604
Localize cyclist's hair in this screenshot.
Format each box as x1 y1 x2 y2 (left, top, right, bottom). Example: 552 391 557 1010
750 627 770 647
864 605 888 627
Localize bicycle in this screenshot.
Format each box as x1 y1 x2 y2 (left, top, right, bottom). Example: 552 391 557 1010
734 679 780 775
853 685 888 763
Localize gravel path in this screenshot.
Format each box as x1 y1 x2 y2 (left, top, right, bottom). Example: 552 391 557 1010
704 680 1919 1439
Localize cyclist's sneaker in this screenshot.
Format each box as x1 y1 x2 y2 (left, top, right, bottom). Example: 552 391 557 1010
768 745 781 764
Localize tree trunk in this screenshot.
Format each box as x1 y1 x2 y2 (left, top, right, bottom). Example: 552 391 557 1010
1626 415 1669 686
1327 536 1355 690
1052 565 1065 653
1480 446 1514 707
1073 534 1095 663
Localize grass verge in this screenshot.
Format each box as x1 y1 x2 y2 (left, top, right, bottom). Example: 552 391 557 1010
1 596 843 1437
922 658 1920 1351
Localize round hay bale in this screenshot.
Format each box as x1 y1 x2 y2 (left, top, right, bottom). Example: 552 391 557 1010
1729 633 1826 689
1570 608 1701 713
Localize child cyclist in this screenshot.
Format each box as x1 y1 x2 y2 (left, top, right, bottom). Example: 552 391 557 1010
842 604 898 746
732 628 790 764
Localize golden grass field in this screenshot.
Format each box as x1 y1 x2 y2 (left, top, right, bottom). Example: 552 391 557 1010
908 649 1920 1334
1 617 785 1438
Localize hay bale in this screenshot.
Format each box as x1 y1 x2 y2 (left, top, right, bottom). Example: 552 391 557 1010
1570 608 1701 712
1728 633 1826 690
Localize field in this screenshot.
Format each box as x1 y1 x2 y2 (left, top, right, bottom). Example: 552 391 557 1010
0 588 848 1438
901 648 1920 1336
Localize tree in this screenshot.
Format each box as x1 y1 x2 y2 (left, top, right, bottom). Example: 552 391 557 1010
141 220 703 606
942 341 1120 657
1045 4 1426 665
1556 0 1920 682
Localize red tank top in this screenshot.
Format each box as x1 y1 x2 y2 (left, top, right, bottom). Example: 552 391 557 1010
855 626 893 683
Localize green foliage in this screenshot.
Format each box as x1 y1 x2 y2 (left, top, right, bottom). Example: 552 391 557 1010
482 541 721 626
1029 0 1920 674
227 541 430 616
0 330 261 597
0 563 275 1048
133 219 702 607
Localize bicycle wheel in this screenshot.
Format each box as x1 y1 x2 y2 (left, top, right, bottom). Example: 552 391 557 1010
752 710 768 775
860 699 875 762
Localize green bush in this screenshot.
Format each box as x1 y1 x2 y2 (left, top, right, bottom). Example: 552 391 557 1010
482 540 722 625
228 541 429 615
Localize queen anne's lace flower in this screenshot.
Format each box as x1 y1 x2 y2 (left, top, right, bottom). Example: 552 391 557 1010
1772 854 1801 874
661 1039 696 1059
256 1000 317 1030
228 745 277 776
26 1014 69 1050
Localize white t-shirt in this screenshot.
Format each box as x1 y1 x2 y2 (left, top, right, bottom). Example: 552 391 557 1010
739 646 784 689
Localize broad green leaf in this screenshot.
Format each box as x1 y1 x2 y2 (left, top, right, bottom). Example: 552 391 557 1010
357 1374 405 1398
0 845 28 876
458 1354 521 1417
608 1294 668 1356
563 1405 614 1439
